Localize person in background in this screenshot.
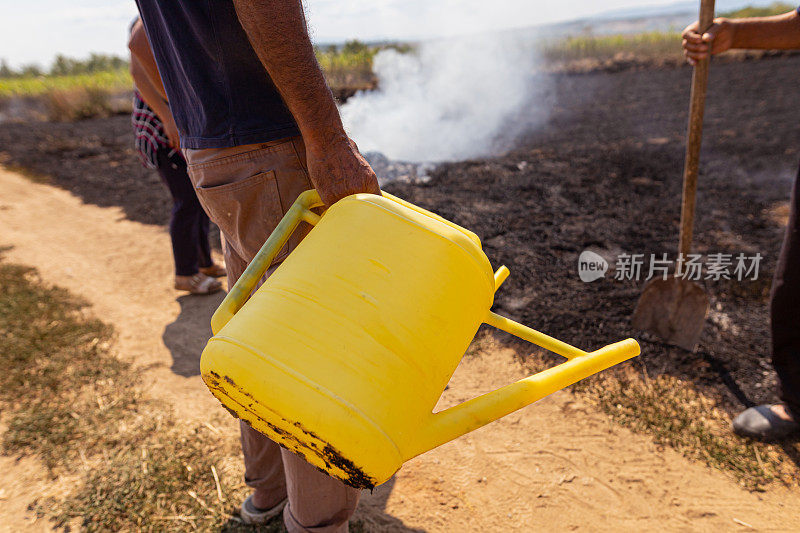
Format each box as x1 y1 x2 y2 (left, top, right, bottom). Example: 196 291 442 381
134 1 381 530
128 19 226 295
682 8 800 440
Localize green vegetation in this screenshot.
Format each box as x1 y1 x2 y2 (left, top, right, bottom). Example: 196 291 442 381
0 53 127 79
317 40 377 89
720 2 794 18
0 53 132 99
542 3 798 65
0 56 132 121
0 4 791 118
542 31 681 63
0 43 409 120
0 42 406 101
316 39 413 89
0 69 131 99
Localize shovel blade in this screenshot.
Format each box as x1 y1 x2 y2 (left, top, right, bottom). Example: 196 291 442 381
631 277 709 351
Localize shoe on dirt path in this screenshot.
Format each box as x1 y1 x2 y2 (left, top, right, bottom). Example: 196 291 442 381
239 494 287 525
732 404 799 440
199 263 227 278
174 273 222 295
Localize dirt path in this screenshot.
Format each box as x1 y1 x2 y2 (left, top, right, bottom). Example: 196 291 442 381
1 166 798 531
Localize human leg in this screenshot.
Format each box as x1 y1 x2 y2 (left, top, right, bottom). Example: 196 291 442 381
186 137 359 529
733 163 800 439
156 149 203 276
770 164 800 418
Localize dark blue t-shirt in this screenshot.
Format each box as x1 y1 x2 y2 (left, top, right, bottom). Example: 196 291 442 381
135 0 300 149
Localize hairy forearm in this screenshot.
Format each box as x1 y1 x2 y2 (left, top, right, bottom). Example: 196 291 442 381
232 0 344 153
729 11 800 50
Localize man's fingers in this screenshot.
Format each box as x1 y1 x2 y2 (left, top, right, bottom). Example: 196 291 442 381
685 50 710 61
682 39 709 53
683 31 704 45
681 22 699 38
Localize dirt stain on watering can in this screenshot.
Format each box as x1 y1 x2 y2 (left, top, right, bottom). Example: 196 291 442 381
204 370 377 489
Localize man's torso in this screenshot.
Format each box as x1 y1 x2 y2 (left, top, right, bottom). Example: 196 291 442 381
135 0 300 149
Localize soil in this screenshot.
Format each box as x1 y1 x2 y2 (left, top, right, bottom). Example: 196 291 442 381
2 55 800 529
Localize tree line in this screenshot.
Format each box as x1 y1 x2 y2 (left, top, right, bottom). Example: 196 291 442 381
0 54 129 79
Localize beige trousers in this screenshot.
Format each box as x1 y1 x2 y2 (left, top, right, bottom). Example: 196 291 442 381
185 137 360 533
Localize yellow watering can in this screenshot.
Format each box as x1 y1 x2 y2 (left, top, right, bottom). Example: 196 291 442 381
201 190 640 489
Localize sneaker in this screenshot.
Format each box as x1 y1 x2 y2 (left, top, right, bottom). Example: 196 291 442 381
732 404 799 440
239 494 287 525
199 263 227 278
174 273 222 295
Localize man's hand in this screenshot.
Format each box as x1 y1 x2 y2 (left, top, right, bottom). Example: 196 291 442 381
306 136 380 206
682 18 734 65
232 0 381 206
682 9 800 64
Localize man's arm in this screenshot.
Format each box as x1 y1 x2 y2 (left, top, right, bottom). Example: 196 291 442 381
232 0 380 206
682 9 800 64
128 19 180 148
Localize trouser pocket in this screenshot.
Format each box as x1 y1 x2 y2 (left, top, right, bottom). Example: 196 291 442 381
194 170 288 264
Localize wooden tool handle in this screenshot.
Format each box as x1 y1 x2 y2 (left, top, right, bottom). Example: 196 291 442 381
679 0 716 258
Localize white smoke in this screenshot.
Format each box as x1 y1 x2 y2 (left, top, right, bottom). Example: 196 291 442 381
341 32 550 163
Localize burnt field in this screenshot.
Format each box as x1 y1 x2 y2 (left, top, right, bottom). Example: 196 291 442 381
1 55 799 418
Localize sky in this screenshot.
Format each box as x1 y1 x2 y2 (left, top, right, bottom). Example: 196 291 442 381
0 0 771 69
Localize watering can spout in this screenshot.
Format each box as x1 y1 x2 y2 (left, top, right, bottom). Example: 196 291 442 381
407 315 640 460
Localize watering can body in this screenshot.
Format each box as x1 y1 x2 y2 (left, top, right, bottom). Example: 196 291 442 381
201 190 640 489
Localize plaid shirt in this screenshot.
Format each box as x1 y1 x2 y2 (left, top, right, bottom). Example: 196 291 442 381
131 90 177 169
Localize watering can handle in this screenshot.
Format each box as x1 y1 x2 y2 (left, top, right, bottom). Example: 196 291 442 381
407 274 641 460
211 189 324 334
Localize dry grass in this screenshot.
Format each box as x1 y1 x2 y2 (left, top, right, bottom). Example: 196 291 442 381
472 329 799 489
0 253 378 531
580 366 800 490
43 87 117 122
0 255 258 530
